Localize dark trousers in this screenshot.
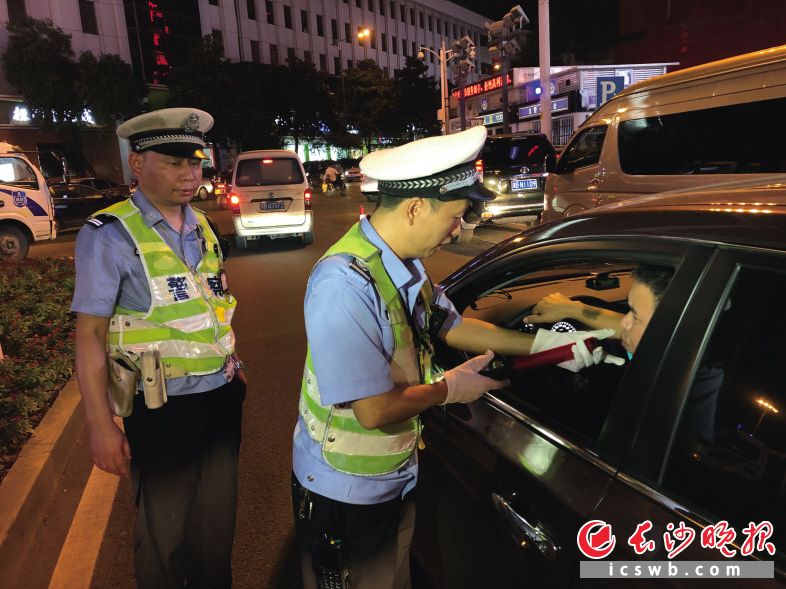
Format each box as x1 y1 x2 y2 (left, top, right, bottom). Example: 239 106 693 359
124 378 246 589
292 473 415 589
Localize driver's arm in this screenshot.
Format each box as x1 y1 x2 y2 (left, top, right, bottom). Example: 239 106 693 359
524 292 624 337
442 317 535 356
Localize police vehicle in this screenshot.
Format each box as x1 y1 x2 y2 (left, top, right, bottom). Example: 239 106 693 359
0 142 57 260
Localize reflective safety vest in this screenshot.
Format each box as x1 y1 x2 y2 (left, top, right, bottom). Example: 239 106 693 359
99 199 236 379
299 222 434 476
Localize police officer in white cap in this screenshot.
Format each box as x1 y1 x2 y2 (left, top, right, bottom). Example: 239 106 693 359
291 126 615 589
72 108 245 588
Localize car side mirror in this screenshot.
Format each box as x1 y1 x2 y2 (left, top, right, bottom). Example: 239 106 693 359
544 153 557 174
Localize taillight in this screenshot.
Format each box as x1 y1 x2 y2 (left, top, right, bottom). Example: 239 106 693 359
230 193 240 214
475 159 484 182
304 189 312 211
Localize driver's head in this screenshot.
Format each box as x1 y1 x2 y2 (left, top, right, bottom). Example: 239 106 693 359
620 264 674 355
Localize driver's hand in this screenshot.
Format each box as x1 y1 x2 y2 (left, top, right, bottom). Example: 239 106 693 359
531 328 619 372
524 292 583 325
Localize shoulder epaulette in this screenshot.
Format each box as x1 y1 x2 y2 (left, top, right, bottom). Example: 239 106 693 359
348 259 373 282
85 214 117 229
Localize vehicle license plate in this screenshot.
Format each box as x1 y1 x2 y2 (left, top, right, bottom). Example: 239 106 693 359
511 179 538 191
260 201 286 211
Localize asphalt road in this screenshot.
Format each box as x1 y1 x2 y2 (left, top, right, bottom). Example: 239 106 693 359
28 185 526 588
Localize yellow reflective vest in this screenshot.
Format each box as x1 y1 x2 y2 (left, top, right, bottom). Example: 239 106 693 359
299 222 434 476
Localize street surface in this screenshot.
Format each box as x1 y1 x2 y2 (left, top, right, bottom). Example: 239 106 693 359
26 184 526 588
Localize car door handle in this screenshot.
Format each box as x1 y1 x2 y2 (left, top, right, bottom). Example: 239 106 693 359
491 492 561 560
586 177 600 189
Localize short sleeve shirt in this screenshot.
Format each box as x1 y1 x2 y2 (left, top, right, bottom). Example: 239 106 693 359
292 217 462 504
70 190 230 396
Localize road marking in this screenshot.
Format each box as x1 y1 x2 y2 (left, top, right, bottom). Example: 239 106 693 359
48 465 121 588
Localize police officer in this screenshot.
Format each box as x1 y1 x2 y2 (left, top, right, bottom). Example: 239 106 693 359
72 108 245 588
292 126 614 589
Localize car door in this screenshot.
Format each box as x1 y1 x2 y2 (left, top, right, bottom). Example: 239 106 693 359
590 248 786 586
414 240 713 588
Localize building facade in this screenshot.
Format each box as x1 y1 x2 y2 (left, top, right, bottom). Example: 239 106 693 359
449 62 676 148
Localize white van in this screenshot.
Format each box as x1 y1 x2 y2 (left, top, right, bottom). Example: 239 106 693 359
0 142 57 259
229 150 313 247
542 44 786 223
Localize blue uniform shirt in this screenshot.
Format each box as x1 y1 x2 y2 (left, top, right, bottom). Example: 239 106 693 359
70 190 229 396
292 217 462 505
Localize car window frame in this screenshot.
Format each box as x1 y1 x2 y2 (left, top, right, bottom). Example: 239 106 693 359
555 125 608 174
439 237 714 468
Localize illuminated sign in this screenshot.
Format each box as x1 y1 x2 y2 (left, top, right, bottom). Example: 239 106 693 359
517 97 570 119
452 74 512 99
11 105 30 123
480 112 503 126
9 104 97 125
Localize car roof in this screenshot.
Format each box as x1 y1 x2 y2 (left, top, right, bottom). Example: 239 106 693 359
500 177 786 255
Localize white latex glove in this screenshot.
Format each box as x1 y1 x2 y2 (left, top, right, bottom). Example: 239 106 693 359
531 328 624 372
440 350 509 405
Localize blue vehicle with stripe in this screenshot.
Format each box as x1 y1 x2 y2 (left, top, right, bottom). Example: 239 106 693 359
0 142 57 260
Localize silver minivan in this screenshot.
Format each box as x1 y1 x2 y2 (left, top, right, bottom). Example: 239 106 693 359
230 150 313 247
542 44 786 223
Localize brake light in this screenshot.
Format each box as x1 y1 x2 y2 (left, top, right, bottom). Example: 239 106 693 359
304 189 312 211
262 159 274 164
229 193 240 214
475 159 484 182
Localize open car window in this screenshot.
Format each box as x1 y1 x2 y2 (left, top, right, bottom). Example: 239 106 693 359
438 257 677 449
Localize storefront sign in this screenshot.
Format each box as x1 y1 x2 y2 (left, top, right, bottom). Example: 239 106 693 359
517 96 570 120
452 74 512 99
11 105 31 123
480 112 503 126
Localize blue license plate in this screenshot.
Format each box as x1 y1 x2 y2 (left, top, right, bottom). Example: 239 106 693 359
260 201 286 211
511 179 538 191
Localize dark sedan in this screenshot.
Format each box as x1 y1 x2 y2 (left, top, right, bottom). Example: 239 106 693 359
50 183 127 229
413 178 786 587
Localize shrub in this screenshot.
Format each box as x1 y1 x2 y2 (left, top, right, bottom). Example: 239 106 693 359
0 257 75 481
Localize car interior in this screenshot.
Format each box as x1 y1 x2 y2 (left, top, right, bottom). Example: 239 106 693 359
437 262 636 445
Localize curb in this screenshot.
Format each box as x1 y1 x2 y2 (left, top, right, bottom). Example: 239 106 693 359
0 376 86 585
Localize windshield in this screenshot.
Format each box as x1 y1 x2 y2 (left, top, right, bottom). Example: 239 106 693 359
482 137 555 167
235 158 304 186
0 156 39 189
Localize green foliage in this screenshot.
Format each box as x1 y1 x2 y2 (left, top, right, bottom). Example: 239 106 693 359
391 56 441 142
2 17 81 128
78 51 145 127
343 60 396 150
1 16 146 131
167 35 279 150
0 258 76 482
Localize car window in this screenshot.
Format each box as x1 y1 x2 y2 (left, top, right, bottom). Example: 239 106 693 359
556 126 608 173
234 158 304 186
0 156 39 189
618 96 786 175
659 265 786 552
482 136 555 167
445 258 677 447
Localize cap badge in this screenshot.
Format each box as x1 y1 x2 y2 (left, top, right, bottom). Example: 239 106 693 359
183 112 200 132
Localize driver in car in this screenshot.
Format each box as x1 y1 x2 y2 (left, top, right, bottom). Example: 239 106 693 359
524 264 675 358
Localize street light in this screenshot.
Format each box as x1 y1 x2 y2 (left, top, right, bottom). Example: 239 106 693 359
332 28 373 121
753 397 779 436
418 37 475 135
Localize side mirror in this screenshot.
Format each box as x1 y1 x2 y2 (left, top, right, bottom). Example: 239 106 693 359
544 153 557 174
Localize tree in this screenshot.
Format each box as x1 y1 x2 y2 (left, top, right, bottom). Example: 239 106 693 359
77 51 145 128
392 56 441 142
167 35 279 151
2 17 81 128
269 58 337 152
343 60 396 151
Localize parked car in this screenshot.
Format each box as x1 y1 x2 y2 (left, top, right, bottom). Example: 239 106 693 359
542 43 786 223
49 183 126 229
229 150 313 247
413 177 786 588
475 132 556 225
